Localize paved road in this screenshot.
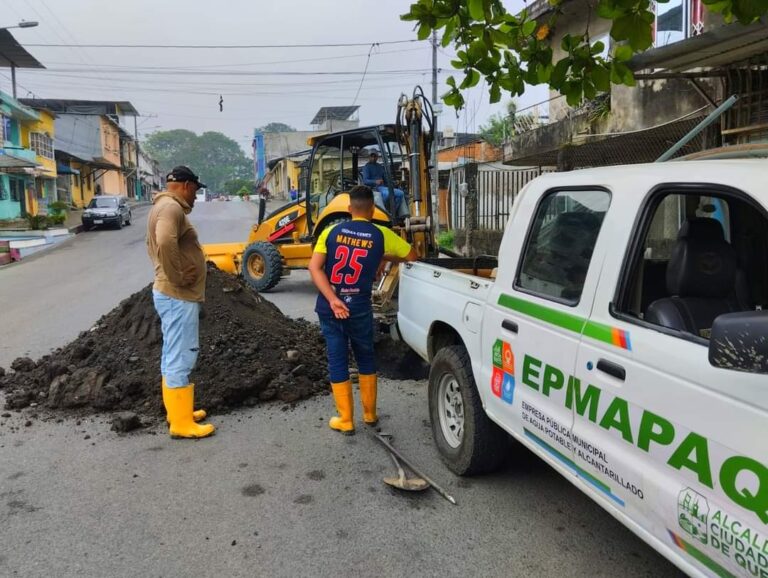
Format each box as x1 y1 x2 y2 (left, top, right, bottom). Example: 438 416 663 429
0 200 682 577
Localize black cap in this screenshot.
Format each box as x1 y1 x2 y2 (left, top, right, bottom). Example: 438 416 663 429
166 165 206 188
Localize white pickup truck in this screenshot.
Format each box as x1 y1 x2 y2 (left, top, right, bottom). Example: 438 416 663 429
398 161 767 578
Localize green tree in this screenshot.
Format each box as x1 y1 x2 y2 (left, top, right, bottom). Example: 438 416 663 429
223 178 255 196
258 122 297 133
479 100 517 146
402 0 767 109
144 129 251 192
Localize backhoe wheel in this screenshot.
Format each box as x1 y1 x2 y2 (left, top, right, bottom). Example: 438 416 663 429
242 241 283 292
429 345 508 475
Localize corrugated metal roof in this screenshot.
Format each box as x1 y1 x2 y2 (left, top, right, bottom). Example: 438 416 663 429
0 30 44 69
19 98 138 116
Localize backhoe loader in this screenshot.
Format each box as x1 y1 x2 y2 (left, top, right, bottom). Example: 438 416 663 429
203 86 439 321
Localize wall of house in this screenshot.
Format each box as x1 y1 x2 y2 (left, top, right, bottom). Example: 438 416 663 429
99 117 122 166
438 141 501 163
547 0 719 130
0 175 28 219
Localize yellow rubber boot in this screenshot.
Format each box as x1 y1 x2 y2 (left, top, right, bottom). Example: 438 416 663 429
163 378 206 423
359 374 378 426
329 381 355 435
163 384 215 439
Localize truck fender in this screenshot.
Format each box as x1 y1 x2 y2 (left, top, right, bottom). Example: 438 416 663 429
427 321 467 362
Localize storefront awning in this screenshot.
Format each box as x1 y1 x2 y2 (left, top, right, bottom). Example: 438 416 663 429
630 21 768 73
0 153 38 169
56 162 80 175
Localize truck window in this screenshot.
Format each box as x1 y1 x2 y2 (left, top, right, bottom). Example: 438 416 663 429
516 189 611 304
617 190 768 340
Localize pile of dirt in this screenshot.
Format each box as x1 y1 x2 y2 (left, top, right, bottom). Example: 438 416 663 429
0 265 330 418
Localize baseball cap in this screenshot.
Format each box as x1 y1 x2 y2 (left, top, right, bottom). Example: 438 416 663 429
166 165 206 188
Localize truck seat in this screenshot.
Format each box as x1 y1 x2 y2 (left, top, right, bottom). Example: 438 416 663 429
645 218 742 338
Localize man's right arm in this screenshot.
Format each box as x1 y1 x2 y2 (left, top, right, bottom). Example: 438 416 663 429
154 207 188 286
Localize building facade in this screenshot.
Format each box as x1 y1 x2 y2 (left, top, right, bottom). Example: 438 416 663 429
0 92 55 219
504 0 768 168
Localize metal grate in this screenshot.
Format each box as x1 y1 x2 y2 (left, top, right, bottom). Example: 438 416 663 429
449 166 545 230
724 52 768 144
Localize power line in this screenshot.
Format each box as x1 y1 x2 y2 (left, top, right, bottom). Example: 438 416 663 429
22 39 420 49
352 44 377 106
30 68 434 77
38 47 427 71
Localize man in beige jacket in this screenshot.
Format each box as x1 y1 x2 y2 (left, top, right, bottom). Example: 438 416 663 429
147 165 214 439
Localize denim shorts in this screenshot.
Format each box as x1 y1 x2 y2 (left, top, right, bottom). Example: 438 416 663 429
318 309 376 383
152 291 200 388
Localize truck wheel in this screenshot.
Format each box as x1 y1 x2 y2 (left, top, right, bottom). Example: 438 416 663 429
242 241 283 292
429 345 508 475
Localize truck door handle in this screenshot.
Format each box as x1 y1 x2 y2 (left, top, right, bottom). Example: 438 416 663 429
502 319 518 334
596 359 626 381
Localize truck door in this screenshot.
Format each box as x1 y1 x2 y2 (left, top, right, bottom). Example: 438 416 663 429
480 187 612 475
572 187 768 578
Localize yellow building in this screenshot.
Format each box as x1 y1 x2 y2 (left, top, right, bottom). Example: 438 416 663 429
20 107 58 214
96 116 126 197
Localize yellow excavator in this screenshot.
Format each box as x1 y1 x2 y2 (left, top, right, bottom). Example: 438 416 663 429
203 86 439 319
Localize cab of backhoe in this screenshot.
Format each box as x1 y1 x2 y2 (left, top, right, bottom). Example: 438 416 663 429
304 124 406 234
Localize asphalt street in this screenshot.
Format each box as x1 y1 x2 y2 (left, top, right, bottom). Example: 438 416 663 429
0 200 682 577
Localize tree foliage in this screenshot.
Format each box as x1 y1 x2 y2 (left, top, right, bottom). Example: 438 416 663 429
402 0 767 109
144 129 251 192
223 178 255 196
258 122 297 133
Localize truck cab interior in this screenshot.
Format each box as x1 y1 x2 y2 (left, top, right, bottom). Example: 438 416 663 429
619 190 768 340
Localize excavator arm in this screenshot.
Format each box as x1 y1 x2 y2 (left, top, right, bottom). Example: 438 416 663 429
373 86 438 324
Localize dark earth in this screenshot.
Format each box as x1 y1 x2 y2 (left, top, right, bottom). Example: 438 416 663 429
0 264 427 423
0 265 329 419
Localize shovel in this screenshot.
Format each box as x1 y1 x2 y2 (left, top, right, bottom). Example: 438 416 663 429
383 450 429 492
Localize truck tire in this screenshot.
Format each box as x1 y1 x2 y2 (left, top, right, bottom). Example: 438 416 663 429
242 241 283 292
429 345 508 475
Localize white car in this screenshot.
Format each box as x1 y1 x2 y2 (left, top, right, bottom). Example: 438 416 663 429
398 160 767 578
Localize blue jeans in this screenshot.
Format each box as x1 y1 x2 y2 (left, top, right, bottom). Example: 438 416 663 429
153 291 200 388
318 309 376 383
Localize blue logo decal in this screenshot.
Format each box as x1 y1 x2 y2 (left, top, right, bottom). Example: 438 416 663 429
502 373 515 404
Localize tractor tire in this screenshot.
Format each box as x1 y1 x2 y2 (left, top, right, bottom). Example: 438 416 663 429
429 345 508 475
242 241 283 292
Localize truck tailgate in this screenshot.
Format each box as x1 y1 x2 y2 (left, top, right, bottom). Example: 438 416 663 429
397 261 493 362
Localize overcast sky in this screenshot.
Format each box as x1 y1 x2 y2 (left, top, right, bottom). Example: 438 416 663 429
1 0 546 154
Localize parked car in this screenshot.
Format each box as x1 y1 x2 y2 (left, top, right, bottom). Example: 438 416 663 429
398 161 767 578
82 196 132 230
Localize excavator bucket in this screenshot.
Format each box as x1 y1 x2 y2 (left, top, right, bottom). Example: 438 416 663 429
202 242 246 274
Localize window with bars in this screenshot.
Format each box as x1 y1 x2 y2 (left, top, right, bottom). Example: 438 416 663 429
29 132 54 159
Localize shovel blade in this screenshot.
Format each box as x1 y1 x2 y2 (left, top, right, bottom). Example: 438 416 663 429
383 476 430 492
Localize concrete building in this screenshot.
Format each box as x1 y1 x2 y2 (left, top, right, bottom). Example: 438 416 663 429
0 91 45 218
504 0 768 168
20 99 146 204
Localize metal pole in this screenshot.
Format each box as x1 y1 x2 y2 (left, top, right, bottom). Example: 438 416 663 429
431 30 440 234
133 116 141 200
11 63 16 98
655 95 738 162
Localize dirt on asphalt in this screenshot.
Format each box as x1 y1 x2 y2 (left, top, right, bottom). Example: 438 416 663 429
0 265 329 419
0 264 428 423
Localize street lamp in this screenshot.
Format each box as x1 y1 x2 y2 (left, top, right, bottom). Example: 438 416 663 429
0 21 39 98
0 21 39 30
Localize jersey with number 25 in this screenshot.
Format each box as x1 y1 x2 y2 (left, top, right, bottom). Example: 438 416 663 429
314 218 412 316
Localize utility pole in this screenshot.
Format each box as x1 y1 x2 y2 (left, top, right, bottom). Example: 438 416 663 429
133 115 141 201
431 30 440 235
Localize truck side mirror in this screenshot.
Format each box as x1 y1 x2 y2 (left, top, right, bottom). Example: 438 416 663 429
708 311 768 374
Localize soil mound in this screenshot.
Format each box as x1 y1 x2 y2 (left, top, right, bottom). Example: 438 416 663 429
0 265 330 417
